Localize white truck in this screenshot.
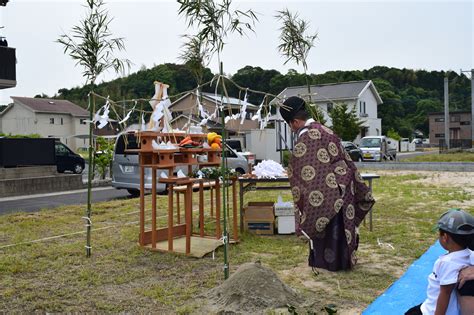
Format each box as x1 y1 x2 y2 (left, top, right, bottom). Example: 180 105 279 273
359 136 397 162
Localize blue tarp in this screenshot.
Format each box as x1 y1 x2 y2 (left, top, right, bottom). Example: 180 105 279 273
363 241 445 315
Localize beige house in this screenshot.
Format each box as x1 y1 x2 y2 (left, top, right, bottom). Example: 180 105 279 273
0 97 89 151
169 92 259 135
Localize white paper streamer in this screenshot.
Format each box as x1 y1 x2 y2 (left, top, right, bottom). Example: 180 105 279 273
240 90 248 125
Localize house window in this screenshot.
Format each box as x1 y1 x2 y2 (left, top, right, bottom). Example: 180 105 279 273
327 102 334 112
50 118 54 124
80 119 87 125
359 101 367 114
435 133 445 138
60 118 63 125
460 121 471 125
450 115 460 122
434 118 445 122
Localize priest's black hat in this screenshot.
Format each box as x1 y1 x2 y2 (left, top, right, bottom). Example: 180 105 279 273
280 96 306 123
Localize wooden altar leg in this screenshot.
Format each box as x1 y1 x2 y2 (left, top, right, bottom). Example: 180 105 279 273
168 183 174 251
139 164 145 246
185 183 193 255
152 167 157 249
176 191 181 225
210 184 214 218
232 178 238 241
215 180 221 238
199 180 204 237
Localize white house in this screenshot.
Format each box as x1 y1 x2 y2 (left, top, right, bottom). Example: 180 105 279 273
274 80 383 142
0 97 89 150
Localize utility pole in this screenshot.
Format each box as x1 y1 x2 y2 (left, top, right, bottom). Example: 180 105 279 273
444 76 450 150
460 69 474 147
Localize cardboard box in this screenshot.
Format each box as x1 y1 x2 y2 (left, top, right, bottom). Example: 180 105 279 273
277 215 295 234
244 219 274 235
244 202 274 221
274 202 294 216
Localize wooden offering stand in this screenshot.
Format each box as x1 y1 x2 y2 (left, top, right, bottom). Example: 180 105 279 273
134 131 238 256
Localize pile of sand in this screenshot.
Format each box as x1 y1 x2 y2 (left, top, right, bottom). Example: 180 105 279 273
204 262 301 314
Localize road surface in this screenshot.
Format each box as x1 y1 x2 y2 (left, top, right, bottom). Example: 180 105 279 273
0 187 131 215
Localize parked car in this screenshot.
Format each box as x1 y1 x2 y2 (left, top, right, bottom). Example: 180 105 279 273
226 139 243 152
55 141 85 174
359 136 397 161
341 141 363 162
111 131 250 197
412 138 423 145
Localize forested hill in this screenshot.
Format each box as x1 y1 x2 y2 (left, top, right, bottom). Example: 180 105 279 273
53 64 471 137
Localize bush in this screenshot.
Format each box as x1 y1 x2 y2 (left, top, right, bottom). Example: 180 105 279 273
282 150 291 167
94 137 114 179
0 133 41 138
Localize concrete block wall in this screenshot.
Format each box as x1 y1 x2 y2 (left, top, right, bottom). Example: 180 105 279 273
0 166 84 197
0 166 57 180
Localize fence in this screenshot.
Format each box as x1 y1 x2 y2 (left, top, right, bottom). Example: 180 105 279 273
439 139 473 153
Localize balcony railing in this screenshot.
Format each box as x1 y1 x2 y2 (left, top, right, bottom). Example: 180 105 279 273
0 45 16 89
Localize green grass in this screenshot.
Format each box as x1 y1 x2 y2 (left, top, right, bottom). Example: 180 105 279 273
0 172 473 313
403 152 474 162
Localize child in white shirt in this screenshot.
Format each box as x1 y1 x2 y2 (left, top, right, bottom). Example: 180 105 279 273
405 209 474 315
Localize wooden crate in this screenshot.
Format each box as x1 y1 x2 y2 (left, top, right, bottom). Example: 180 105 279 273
244 219 274 235
244 202 275 221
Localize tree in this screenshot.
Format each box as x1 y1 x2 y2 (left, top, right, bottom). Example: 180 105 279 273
329 103 363 141
387 128 401 141
57 0 130 257
230 66 281 103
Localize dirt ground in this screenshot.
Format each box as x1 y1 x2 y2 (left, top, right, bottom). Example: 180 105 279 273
379 170 474 207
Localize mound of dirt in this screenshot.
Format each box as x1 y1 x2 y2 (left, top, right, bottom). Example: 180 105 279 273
205 262 301 314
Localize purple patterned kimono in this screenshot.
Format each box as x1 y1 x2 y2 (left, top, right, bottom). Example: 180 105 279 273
289 122 375 271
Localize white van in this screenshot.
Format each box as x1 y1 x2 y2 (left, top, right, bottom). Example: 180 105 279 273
359 136 397 161
111 131 249 196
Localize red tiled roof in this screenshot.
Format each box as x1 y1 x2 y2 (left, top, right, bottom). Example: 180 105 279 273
11 96 89 117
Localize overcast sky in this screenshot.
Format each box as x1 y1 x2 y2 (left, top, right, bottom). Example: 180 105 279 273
0 0 472 104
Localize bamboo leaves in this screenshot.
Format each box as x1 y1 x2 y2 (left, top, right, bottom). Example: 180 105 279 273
276 9 318 73
179 35 210 86
177 0 258 60
57 0 130 86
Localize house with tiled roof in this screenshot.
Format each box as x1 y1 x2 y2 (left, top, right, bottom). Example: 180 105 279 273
273 80 383 141
169 91 259 135
0 96 90 150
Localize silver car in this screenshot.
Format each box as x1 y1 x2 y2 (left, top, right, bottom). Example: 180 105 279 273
111 132 249 196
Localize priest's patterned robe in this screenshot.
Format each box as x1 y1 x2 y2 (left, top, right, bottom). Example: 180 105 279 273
289 122 375 271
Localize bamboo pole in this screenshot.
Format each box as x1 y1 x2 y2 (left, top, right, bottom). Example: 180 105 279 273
220 62 230 279
85 92 94 257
